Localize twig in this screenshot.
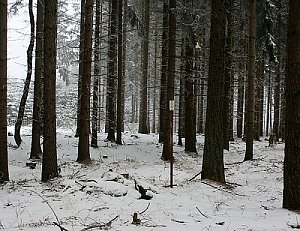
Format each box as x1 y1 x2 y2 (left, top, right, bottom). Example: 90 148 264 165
53 222 69 231
188 171 202 181
196 207 211 219
25 189 61 225
139 203 150 214
81 215 119 231
171 218 186 224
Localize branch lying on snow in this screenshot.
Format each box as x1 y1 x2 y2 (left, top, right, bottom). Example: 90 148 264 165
80 215 119 231
188 171 202 181
53 222 68 231
196 207 211 219
201 180 244 196
139 203 150 214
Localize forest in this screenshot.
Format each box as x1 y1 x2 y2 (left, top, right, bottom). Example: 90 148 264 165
0 0 300 230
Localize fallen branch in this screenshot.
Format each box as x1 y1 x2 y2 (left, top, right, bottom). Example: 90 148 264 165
81 215 119 231
188 171 202 181
196 207 211 219
139 203 150 214
171 219 186 224
53 222 68 231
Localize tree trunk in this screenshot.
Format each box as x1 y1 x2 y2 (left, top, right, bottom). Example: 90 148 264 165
91 0 100 148
30 0 44 159
116 0 124 144
223 0 233 150
14 0 35 146
159 0 168 143
184 38 197 153
78 0 94 163
162 0 176 162
273 13 282 140
75 0 86 138
283 0 300 210
0 0 9 183
42 0 58 182
106 0 118 141
152 26 158 134
244 0 256 161
139 0 150 134
201 0 226 183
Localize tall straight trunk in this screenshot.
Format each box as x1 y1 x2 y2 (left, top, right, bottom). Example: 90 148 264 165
202 0 226 183
78 0 94 163
42 0 58 182
223 0 233 150
116 0 124 144
14 0 35 146
254 60 263 141
178 39 185 146
273 13 282 140
0 0 9 182
184 40 197 153
283 0 300 210
30 0 44 159
139 0 150 134
162 0 176 162
91 0 101 148
106 0 117 141
152 26 158 134
159 0 168 143
244 0 256 161
75 0 86 137
237 56 245 138
266 65 272 136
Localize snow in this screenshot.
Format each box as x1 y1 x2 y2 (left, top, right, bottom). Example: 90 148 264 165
1 126 299 231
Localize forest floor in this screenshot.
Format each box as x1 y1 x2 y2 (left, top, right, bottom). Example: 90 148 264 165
0 125 299 231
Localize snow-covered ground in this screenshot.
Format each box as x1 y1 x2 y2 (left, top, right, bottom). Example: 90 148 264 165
1 125 299 231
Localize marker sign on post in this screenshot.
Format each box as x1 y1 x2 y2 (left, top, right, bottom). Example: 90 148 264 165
169 100 174 111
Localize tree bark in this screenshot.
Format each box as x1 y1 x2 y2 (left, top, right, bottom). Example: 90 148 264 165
75 0 86 138
106 0 117 141
78 0 94 163
30 0 44 159
162 0 176 162
14 0 35 146
184 37 197 153
116 0 124 144
139 0 150 134
91 0 101 148
244 0 256 161
0 0 9 182
159 0 168 143
283 0 300 210
42 0 58 182
201 0 226 183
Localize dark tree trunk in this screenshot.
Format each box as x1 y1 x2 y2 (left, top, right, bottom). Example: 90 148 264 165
237 61 245 139
161 0 176 162
244 0 256 161
159 0 168 143
283 0 300 210
0 0 9 183
91 0 100 148
254 60 263 141
42 0 58 182
106 0 117 141
30 0 44 159
223 0 233 151
116 0 124 144
201 0 226 183
75 0 86 138
14 0 35 147
273 13 282 140
78 0 94 163
139 0 150 134
184 39 197 153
